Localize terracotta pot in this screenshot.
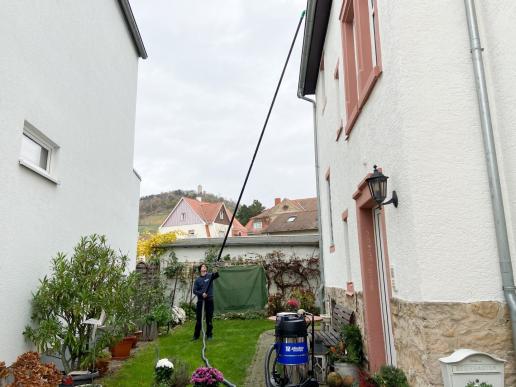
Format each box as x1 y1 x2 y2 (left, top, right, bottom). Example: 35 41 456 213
95 358 110 377
110 337 133 360
125 335 138 349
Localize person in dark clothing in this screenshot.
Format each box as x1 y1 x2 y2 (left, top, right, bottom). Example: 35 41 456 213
192 263 219 340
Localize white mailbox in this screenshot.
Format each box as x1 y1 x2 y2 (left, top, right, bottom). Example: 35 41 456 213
439 349 505 387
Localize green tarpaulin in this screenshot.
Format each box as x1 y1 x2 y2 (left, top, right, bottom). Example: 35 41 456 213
213 265 268 313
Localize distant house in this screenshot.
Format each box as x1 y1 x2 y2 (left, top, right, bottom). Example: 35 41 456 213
159 197 247 238
0 0 145 363
246 198 318 235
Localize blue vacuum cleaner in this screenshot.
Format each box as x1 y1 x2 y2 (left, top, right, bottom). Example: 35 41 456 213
264 311 319 387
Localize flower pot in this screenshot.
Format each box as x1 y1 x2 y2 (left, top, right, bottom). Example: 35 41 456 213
109 337 133 360
95 358 110 377
333 362 359 382
125 335 138 349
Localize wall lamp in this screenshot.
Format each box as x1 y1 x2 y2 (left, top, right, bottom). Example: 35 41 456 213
365 165 398 208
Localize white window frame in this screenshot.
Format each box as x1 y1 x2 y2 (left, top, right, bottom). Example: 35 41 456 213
219 210 224 220
287 216 296 223
253 220 263 229
19 121 59 184
180 213 186 221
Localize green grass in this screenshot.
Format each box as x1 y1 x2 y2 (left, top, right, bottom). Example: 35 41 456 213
102 319 274 386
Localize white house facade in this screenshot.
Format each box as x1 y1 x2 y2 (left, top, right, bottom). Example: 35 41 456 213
159 197 247 238
0 0 146 363
299 0 516 385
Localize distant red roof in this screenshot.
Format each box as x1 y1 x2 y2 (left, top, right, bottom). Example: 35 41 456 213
183 197 247 236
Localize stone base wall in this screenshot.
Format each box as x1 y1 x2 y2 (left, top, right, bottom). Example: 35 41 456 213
325 287 515 386
392 299 515 386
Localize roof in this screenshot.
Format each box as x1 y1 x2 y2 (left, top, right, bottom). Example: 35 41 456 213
182 198 246 232
298 0 332 96
118 0 148 59
246 197 318 234
184 197 223 223
163 234 319 248
265 210 318 234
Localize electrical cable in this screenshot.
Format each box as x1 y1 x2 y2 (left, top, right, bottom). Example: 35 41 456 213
198 10 307 387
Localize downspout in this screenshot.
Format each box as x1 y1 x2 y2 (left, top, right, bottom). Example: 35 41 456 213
298 92 326 313
464 0 516 356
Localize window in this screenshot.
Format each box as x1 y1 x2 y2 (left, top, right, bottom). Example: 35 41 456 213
219 210 224 220
19 121 59 184
180 212 186 221
188 229 195 237
253 221 262 229
326 169 335 248
287 216 297 223
340 0 382 136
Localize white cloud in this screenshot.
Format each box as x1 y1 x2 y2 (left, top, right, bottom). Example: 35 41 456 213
131 0 315 207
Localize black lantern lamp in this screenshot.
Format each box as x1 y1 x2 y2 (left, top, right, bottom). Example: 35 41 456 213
366 165 398 208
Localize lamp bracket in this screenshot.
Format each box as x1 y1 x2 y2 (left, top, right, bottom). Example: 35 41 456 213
382 191 398 208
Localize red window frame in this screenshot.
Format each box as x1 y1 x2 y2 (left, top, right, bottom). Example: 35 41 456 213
340 0 382 138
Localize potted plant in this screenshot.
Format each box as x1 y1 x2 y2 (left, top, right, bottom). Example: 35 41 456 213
190 366 224 386
328 324 365 383
370 365 409 387
24 235 136 374
94 350 111 377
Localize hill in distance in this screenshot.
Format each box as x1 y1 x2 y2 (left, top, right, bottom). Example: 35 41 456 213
139 189 236 235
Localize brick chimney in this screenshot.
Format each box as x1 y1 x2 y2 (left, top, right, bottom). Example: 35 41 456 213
274 198 281 206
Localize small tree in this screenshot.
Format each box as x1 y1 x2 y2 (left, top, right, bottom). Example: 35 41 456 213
24 235 134 372
236 200 265 226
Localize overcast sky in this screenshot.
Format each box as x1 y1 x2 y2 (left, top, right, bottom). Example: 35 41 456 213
131 0 315 208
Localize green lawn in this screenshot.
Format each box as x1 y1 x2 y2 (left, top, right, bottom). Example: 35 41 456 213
102 319 274 386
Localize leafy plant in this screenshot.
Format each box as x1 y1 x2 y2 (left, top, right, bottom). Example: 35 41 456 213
290 287 316 313
371 365 409 387
267 293 283 316
154 357 189 387
213 310 266 320
190 367 224 386
8 352 62 386
138 232 178 259
235 199 265 226
465 381 493 387
341 325 365 365
24 235 134 372
180 302 196 320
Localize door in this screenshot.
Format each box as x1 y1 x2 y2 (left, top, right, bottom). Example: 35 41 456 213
372 208 396 366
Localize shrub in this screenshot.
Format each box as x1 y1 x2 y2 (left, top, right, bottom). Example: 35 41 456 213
371 365 409 387
24 235 134 372
290 288 316 313
213 310 266 320
267 293 283 316
180 302 196 320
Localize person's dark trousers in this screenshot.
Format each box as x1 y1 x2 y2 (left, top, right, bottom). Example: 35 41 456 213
194 298 215 339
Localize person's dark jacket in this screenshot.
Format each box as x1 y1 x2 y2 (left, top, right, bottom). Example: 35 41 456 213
193 272 219 301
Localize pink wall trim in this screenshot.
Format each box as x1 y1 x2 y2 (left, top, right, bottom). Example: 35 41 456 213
354 169 392 372
336 120 344 141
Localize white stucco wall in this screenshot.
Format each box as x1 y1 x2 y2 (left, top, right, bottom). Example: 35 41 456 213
0 1 141 363
161 224 209 238
314 1 516 303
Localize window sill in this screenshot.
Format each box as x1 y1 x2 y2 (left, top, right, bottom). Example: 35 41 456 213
344 66 382 140
19 158 60 185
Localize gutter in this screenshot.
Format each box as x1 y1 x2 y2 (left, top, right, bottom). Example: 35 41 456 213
298 1 326 313
464 0 516 357
118 0 148 59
